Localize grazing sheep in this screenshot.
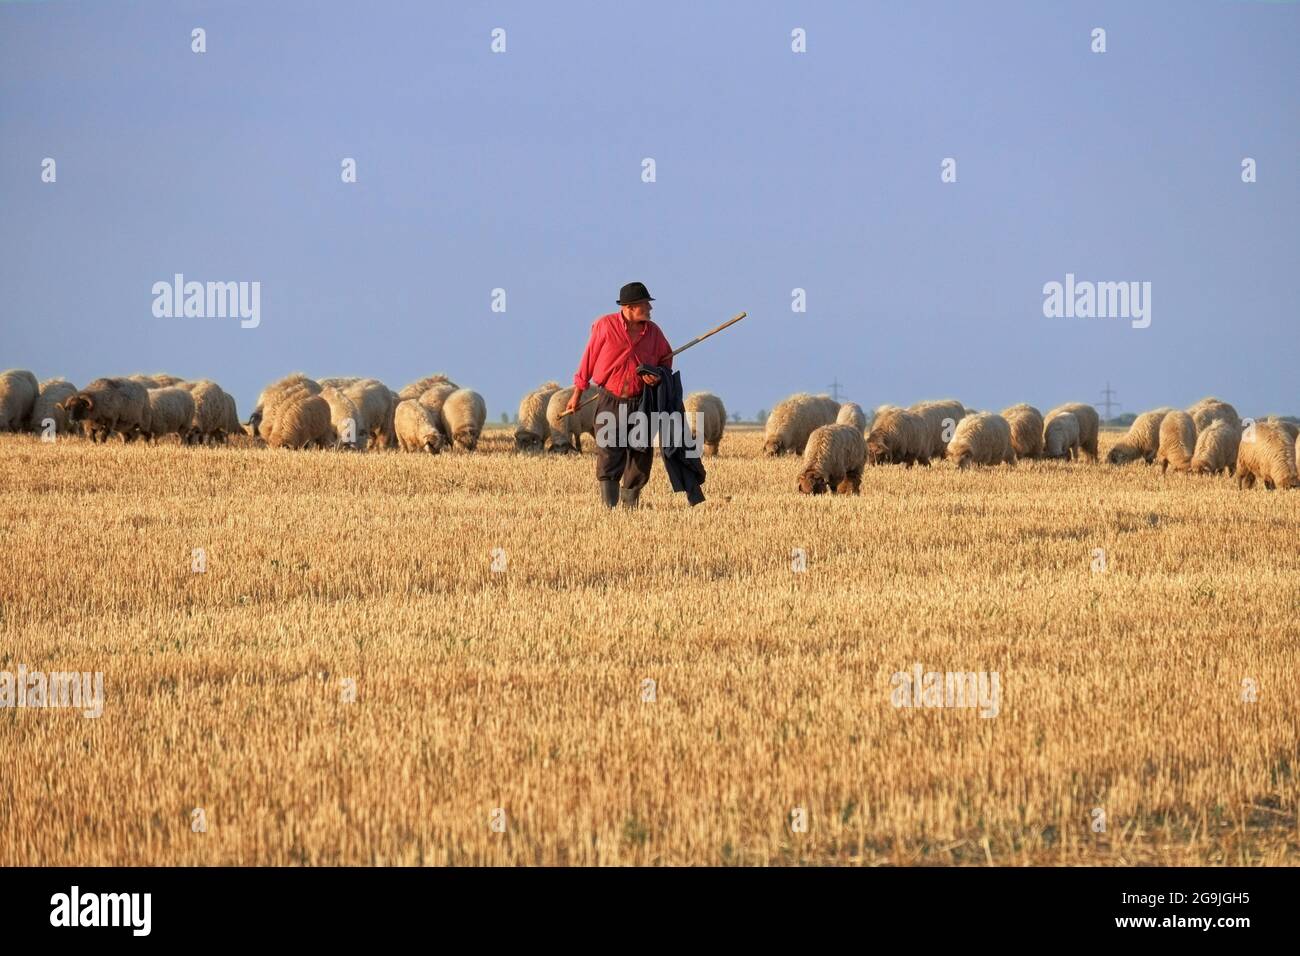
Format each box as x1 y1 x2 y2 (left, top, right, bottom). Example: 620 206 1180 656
127 373 184 389
182 380 231 445
249 373 321 437
947 412 1016 469
835 401 867 434
1187 396 1241 432
908 399 967 461
342 378 396 449
441 388 487 451
515 381 562 452
1000 404 1044 460
796 423 867 494
865 407 930 466
545 386 600 453
218 392 241 442
28 379 78 435
684 391 727 456
398 374 458 403
763 393 840 456
265 393 334 450
394 399 444 453
0 369 39 431
1190 419 1241 477
1107 408 1173 465
1044 403 1100 461
62 378 152 442
1261 417 1299 443
1235 421 1298 490
416 383 459 447
320 386 364 449
1042 412 1081 461
1156 410 1197 474
143 386 196 442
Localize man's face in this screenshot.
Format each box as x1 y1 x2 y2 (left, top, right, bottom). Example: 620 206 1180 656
623 301 652 323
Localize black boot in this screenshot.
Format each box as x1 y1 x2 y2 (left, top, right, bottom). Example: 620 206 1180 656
619 485 642 509
599 480 619 509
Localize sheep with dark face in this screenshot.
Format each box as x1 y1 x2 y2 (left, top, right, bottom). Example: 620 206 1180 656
62 378 152 442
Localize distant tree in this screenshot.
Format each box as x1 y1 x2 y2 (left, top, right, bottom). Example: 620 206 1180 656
501 412 509 425
756 409 768 424
1108 412 1137 427
731 411 742 423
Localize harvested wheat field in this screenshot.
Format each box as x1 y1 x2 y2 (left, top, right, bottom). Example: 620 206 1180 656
1 427 1297 866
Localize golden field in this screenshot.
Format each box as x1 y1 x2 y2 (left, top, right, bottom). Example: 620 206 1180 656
1 426 1297 866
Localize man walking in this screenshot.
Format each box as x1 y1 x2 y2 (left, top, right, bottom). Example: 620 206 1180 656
568 281 673 508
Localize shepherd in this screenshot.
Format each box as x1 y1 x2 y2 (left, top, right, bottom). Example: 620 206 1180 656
568 281 674 509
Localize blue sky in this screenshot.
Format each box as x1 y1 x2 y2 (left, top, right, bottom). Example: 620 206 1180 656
2 1 1297 420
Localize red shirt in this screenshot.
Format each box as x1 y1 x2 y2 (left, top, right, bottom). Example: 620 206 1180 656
573 312 673 398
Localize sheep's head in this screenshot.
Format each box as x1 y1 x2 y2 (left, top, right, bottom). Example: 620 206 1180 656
954 451 972 470
796 470 828 495
64 395 92 421
454 427 479 452
422 429 443 454
514 429 543 453
1107 445 1138 465
866 440 888 465
763 438 783 456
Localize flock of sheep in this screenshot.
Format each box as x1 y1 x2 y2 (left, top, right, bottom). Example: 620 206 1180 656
2 369 1295 495
761 392 1300 495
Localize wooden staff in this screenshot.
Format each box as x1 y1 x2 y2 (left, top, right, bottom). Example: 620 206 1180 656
560 311 747 417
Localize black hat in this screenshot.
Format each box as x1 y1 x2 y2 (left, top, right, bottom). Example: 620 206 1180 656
617 281 655 305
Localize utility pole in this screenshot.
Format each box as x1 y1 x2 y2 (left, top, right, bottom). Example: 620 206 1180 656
827 378 844 402
1097 381 1120 422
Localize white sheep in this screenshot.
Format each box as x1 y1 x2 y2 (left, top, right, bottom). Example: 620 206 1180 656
1107 408 1173 464
684 391 727 456
1156 410 1197 474
28 379 77 435
763 393 840 455
515 381 562 452
1236 421 1298 490
0 369 39 431
342 378 396 449
1042 411 1081 460
908 399 967 460
398 374 458 403
1186 396 1241 432
1189 418 1240 477
320 386 364 449
1044 403 1100 461
143 386 196 442
394 399 444 453
545 386 600 453
947 412 1016 469
796 423 867 494
441 388 487 451
835 401 867 434
865 407 930 466
1000 404 1044 460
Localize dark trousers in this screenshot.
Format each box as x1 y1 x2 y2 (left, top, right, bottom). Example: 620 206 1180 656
594 388 653 490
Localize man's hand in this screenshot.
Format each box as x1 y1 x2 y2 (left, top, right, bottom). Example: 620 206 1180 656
565 391 582 414
640 372 660 386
